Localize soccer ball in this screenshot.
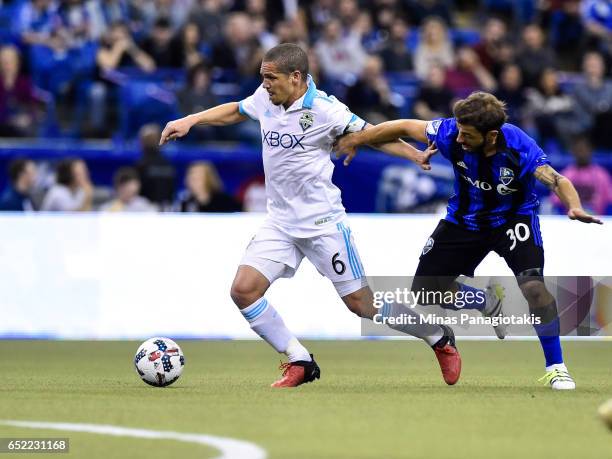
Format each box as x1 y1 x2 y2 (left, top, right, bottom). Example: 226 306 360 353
134 337 185 387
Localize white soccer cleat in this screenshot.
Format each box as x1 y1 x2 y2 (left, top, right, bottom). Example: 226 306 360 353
483 279 506 339
539 365 576 390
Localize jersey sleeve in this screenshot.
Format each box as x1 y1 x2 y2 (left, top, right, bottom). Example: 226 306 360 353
238 85 266 121
425 117 455 159
328 100 367 137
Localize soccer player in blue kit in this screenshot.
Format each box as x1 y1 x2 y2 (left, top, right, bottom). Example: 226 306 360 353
335 92 603 390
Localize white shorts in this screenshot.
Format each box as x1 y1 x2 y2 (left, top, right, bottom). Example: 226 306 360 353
240 220 368 297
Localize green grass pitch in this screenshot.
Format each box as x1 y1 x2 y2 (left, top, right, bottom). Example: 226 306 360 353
1 340 611 458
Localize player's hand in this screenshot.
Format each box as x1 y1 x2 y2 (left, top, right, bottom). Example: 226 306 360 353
567 208 603 224
333 133 360 166
159 117 193 145
415 142 437 171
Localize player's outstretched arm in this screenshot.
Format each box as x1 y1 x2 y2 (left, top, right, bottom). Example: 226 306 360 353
534 165 603 224
335 119 429 153
334 120 434 168
159 102 248 145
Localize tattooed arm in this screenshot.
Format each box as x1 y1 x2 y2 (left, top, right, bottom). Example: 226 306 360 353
534 165 603 224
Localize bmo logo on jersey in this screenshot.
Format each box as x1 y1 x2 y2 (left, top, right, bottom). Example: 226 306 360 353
461 174 518 195
262 130 306 150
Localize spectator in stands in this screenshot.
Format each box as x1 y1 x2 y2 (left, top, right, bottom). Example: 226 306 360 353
413 64 453 120
307 49 329 90
177 161 241 212
177 63 217 114
516 24 555 88
490 37 517 79
551 136 612 215
354 10 384 53
473 17 508 75
92 21 155 135
0 158 37 211
307 0 336 31
548 0 585 71
41 158 94 211
495 63 527 126
15 0 58 46
0 45 41 138
100 167 155 211
273 19 307 48
180 21 205 69
413 16 454 80
56 0 93 47
379 18 413 72
136 123 176 208
141 17 183 68
210 13 263 77
176 63 218 140
96 21 155 73
315 17 367 81
525 67 576 144
252 15 278 52
190 0 225 45
572 51 612 148
345 55 399 124
244 0 286 33
444 46 497 98
88 0 132 40
338 0 360 30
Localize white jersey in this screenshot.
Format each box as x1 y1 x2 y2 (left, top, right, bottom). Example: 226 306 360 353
239 76 366 238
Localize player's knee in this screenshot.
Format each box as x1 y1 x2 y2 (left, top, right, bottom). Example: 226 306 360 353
520 280 549 306
343 289 371 318
230 280 263 308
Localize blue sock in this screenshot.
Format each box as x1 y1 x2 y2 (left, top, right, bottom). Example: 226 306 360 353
533 317 563 367
437 283 486 311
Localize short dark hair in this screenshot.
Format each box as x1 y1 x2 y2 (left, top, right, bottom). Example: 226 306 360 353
56 158 79 187
263 43 309 82
113 167 140 188
8 158 31 185
187 62 211 86
453 92 508 133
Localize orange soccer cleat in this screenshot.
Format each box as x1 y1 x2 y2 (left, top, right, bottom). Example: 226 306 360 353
432 325 462 385
271 355 321 388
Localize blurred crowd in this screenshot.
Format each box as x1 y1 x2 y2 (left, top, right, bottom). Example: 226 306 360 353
0 123 252 212
0 0 611 214
0 0 610 143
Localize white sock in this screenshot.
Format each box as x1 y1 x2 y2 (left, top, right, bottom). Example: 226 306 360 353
241 298 311 362
380 302 444 346
546 363 567 372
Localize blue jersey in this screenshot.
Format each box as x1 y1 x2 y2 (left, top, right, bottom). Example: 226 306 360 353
426 118 549 231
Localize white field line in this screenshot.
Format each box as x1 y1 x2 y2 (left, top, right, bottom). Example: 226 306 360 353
1 420 267 459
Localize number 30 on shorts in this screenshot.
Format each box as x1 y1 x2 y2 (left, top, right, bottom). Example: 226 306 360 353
506 223 530 251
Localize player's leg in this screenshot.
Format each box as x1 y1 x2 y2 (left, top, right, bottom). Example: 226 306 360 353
497 213 575 389
301 221 460 385
412 220 491 313
233 225 320 387
340 285 461 385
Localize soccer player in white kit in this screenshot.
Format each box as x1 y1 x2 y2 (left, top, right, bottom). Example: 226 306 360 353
160 44 461 387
